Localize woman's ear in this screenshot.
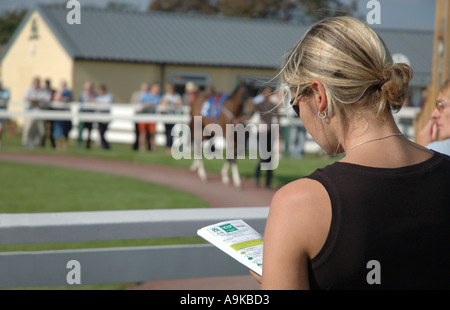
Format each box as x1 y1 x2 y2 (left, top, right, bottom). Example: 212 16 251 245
310 81 328 113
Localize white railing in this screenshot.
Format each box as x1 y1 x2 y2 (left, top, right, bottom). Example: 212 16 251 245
0 207 269 289
0 102 191 123
1 102 192 145
0 102 421 151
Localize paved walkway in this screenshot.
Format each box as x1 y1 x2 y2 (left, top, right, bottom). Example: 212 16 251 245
0 152 276 289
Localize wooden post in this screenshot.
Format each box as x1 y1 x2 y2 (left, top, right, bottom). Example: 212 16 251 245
415 0 450 139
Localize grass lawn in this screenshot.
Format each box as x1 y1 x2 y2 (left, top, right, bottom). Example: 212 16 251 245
0 161 209 213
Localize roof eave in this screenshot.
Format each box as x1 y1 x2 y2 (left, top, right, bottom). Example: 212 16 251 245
72 56 279 69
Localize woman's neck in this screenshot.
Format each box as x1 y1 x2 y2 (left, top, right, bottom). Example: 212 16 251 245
340 111 401 152
338 111 433 167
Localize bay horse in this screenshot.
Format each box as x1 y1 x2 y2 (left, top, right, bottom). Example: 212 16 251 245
189 82 255 188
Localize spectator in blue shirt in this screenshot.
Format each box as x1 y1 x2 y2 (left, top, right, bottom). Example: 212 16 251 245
53 80 72 150
137 82 161 151
0 80 10 148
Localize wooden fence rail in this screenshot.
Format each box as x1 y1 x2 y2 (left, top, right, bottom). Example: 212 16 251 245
0 207 269 289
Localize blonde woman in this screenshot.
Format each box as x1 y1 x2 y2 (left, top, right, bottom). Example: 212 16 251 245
253 16 450 289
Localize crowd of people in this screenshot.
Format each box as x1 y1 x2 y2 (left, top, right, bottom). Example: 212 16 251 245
77 81 113 150
22 76 73 150
133 81 196 153
20 77 117 151
18 77 199 152
0 73 448 163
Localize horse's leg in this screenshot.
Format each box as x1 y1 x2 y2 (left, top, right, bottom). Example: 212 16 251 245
197 159 207 182
230 159 242 189
190 159 198 172
190 131 202 172
221 160 230 184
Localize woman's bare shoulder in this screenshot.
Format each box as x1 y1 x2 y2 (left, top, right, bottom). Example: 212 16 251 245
271 178 329 212
269 177 332 258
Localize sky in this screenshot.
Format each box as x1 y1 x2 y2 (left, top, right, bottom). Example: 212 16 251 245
0 0 437 31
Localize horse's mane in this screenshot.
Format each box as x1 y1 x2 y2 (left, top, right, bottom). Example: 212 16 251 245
229 82 245 98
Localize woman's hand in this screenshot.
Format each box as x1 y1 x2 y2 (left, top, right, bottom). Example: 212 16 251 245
417 120 439 146
249 270 262 285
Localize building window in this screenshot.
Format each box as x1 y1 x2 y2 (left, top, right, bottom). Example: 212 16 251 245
169 72 210 88
243 75 278 89
29 19 39 40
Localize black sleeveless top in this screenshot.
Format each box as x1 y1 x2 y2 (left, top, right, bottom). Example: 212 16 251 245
306 152 450 290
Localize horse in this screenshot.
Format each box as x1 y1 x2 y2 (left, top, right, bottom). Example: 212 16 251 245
189 82 256 188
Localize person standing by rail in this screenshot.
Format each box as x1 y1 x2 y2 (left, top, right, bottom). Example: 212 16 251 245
137 82 161 152
53 80 73 151
94 84 113 150
78 81 97 149
160 83 183 154
0 80 10 149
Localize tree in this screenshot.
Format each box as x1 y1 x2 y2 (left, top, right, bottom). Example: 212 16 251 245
149 0 218 15
106 1 141 12
216 0 297 20
0 9 27 46
297 0 358 23
148 0 358 23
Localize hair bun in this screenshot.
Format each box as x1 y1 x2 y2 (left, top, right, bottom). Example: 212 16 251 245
379 63 413 111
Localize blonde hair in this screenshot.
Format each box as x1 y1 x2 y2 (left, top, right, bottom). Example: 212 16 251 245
281 16 413 119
